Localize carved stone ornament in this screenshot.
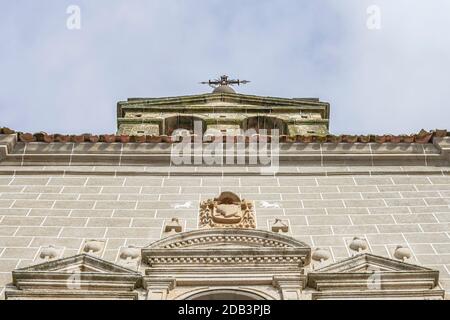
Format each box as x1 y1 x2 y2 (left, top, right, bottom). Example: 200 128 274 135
199 192 256 229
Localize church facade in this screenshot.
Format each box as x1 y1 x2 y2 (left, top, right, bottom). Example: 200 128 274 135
0 78 449 300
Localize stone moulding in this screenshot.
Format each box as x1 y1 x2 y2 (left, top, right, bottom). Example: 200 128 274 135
1 134 449 168
142 228 310 299
307 253 445 300
4 230 445 300
5 254 141 300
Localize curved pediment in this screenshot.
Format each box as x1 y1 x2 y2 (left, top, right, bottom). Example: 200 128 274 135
145 228 310 250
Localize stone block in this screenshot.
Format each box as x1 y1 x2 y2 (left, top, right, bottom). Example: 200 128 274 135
0 260 19 272
312 236 347 246
95 201 136 210
284 208 327 216
408 206 450 213
277 178 317 186
47 177 87 186
80 194 118 201
354 177 393 185
114 209 156 218
351 215 395 225
369 207 410 214
43 217 87 227
29 237 83 249
303 200 344 208
87 218 131 227
403 233 450 244
322 193 362 200
101 186 141 194
394 214 438 224
62 186 101 194
317 177 355 186
391 177 431 185
0 227 18 236
163 178 201 187
367 233 406 245
307 215 352 226
70 209 113 218
260 187 298 194
377 224 422 233
0 217 44 226
0 186 25 193
338 185 378 192
105 227 160 238
326 207 369 215
362 192 401 199
299 186 339 193
377 185 416 192
0 248 37 259
201 178 240 186
0 237 32 247
436 213 450 222
12 200 54 209
86 177 125 186
53 200 95 210
344 199 386 208
0 193 39 200
16 227 61 237
282 193 320 200
141 186 181 194
385 199 427 207
124 178 163 186
332 225 379 235
131 218 164 228
0 200 13 208
10 177 49 186
425 198 450 206
291 226 332 236
60 227 106 238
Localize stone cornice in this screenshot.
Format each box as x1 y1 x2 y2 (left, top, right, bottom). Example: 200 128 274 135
0 138 449 168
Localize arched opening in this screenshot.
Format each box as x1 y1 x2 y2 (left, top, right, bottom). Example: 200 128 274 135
186 289 267 301
242 116 287 135
164 115 206 136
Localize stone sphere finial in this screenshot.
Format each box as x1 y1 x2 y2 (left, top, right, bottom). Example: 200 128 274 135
39 245 59 260
119 246 141 261
349 237 368 252
83 240 104 253
394 245 412 261
312 248 331 262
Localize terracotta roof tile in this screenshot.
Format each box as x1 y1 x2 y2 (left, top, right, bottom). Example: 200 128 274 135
1 127 447 144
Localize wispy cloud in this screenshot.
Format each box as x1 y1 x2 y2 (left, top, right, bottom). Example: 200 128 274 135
0 0 449 134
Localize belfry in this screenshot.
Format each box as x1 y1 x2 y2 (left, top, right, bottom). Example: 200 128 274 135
0 76 449 300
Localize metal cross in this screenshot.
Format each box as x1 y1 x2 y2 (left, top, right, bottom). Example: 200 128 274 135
200 75 250 88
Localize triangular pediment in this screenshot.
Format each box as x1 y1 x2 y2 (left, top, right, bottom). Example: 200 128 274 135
14 254 139 275
10 254 142 294
307 253 441 294
314 253 433 273
121 93 327 109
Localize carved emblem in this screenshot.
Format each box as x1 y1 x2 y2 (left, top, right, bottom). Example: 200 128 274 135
199 192 256 229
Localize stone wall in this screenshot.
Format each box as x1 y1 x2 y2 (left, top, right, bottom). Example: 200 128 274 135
1 173 449 298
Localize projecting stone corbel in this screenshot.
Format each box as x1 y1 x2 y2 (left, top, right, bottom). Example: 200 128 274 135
143 277 176 300
272 275 307 300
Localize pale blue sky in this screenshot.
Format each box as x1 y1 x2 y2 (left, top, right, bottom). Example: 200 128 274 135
1 0 449 134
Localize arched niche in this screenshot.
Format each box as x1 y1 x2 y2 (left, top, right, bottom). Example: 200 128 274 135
242 116 287 135
164 115 206 136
